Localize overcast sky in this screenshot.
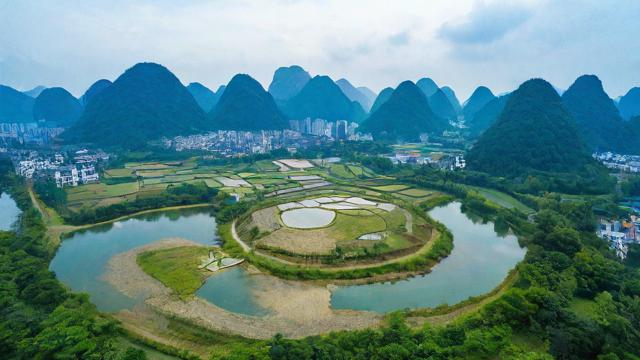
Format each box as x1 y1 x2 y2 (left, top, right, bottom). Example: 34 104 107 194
1 0 639 101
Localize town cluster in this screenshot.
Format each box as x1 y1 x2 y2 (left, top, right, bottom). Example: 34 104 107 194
164 124 372 156
0 122 64 146
10 148 108 187
598 217 640 260
593 152 640 173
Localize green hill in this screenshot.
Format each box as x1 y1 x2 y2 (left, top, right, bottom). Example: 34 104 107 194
618 87 640 120
441 86 462 114
80 79 112 107
210 74 287 130
467 79 593 176
416 78 439 97
466 95 509 138
462 86 495 121
284 75 365 122
22 85 46 98
268 65 311 102
0 85 35 122
64 62 206 147
562 75 635 153
428 88 457 120
33 87 82 126
336 78 374 111
370 87 393 113
187 82 225 112
359 81 447 142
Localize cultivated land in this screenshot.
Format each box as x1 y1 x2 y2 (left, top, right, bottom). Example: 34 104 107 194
36 156 537 357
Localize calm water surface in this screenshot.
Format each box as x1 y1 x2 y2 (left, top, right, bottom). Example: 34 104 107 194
330 202 525 312
196 267 269 316
0 192 21 230
280 207 336 228
49 208 217 312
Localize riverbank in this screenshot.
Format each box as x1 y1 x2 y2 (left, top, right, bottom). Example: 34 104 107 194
27 185 213 248
105 239 382 339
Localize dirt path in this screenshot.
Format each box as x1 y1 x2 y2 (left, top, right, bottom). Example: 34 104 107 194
105 240 382 339
401 208 413 234
231 220 251 252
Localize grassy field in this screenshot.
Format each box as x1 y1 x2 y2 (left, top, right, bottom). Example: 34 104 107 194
66 158 322 211
329 164 356 179
371 184 410 192
137 246 212 298
467 186 534 214
569 297 598 319
399 188 434 197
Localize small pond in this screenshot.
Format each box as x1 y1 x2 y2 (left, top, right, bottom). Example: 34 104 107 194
281 207 336 228
0 192 21 231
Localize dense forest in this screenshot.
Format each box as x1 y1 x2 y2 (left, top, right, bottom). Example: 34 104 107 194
210 74 289 130
360 81 448 142
467 78 591 175
64 62 207 148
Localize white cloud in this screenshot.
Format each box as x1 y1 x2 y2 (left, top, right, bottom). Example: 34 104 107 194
0 0 638 100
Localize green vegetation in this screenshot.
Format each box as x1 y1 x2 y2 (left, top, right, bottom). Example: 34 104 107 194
137 246 212 298
360 80 448 142
210 74 288 130
399 188 433 197
466 186 534 214
0 84 34 122
32 87 82 126
562 75 638 153
428 88 457 120
462 85 496 121
328 163 355 178
64 62 207 148
371 184 409 192
284 75 365 122
0 159 144 359
467 79 591 175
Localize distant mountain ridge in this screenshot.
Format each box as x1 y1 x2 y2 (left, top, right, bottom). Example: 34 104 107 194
416 78 439 97
211 74 288 130
463 86 496 121
33 87 82 126
187 82 225 112
618 87 640 120
360 81 447 142
370 87 394 113
80 79 112 106
284 75 365 123
428 89 457 120
268 65 311 102
335 78 375 111
0 85 35 123
23 85 47 98
440 86 461 115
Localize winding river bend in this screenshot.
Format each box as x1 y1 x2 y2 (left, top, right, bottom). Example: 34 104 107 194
330 202 526 312
49 208 217 312
47 202 525 315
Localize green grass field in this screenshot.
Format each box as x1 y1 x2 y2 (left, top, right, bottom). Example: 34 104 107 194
467 186 534 214
329 164 355 179
399 188 434 197
371 184 410 192
137 246 212 298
